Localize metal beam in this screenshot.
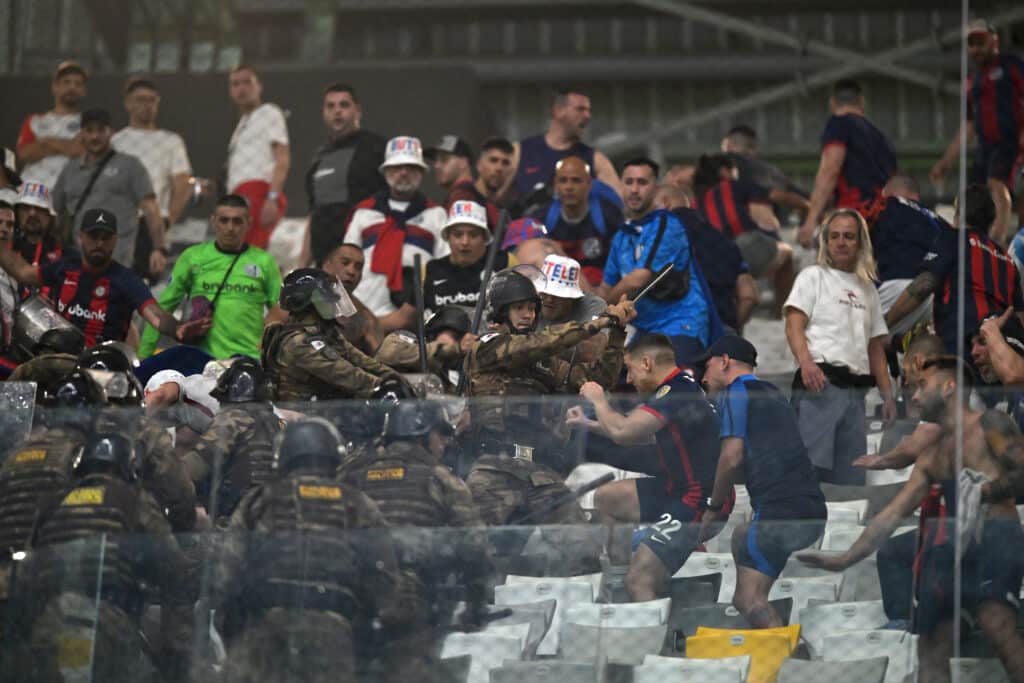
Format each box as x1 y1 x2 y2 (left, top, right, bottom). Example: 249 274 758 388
633 0 959 96
596 5 1024 154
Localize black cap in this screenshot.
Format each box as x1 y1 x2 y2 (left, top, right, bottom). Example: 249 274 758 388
80 108 112 128
698 334 758 367
80 208 117 234
425 135 472 162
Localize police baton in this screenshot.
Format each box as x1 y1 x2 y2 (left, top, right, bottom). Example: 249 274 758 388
510 472 615 525
413 254 429 376
456 209 509 396
631 263 674 305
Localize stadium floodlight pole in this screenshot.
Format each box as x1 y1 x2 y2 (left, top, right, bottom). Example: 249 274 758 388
599 4 1024 154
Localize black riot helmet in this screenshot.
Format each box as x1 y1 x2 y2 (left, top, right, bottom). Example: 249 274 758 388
383 401 451 441
484 269 540 332
280 268 357 320
77 342 138 373
424 305 472 341
40 370 107 408
210 357 267 403
74 433 137 482
35 327 86 357
273 418 344 474
84 369 143 407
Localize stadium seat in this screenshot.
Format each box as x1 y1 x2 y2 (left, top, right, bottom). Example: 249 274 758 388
674 553 736 603
820 524 866 552
559 622 669 664
704 511 747 553
662 599 793 654
633 660 745 683
776 656 888 683
506 572 604 601
437 654 471 683
565 463 618 511
598 564 630 603
668 574 720 608
494 579 593 656
769 577 841 621
950 657 1011 683
489 660 600 683
478 600 557 658
643 654 751 682
563 599 669 627
826 499 869 524
819 483 904 520
441 629 527 683
822 629 917 683
798 600 888 657
686 625 799 683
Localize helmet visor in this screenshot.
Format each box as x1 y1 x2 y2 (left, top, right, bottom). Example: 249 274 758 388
312 279 357 319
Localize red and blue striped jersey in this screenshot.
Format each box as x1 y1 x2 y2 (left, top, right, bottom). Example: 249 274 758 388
697 178 771 239
968 53 1024 149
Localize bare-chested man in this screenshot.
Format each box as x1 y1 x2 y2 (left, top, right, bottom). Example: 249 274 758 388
800 355 1024 683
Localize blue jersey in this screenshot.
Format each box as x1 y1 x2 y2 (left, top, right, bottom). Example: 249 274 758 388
869 196 947 282
968 53 1024 150
716 374 823 508
514 135 596 197
821 113 897 210
639 368 722 504
603 209 711 343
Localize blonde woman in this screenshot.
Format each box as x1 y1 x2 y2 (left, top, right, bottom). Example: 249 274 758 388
784 209 895 485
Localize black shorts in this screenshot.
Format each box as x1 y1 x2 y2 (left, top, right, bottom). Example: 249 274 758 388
915 518 1024 635
635 477 703 574
735 496 826 579
970 143 1024 189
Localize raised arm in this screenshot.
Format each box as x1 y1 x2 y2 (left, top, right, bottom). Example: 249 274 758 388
797 145 845 247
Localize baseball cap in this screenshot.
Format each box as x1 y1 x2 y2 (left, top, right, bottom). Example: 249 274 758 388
541 254 584 300
698 334 758 367
15 182 55 215
501 217 548 250
80 208 117 234
54 60 88 80
2 147 21 188
443 200 491 242
966 19 996 37
425 135 472 162
380 136 427 171
80 108 112 128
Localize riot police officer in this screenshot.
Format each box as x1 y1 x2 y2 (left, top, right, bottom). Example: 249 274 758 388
375 305 475 391
342 400 490 683
464 269 635 528
214 418 408 683
262 268 401 401
23 432 193 682
182 357 282 522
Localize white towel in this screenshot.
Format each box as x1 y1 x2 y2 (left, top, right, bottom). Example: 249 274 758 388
957 468 990 556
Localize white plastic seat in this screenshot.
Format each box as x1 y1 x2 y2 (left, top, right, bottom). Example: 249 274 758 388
823 629 917 683
562 599 669 627
799 600 888 657
633 661 744 683
558 622 668 664
826 500 869 525
505 572 603 602
441 630 525 683
821 524 866 552
673 553 736 603
495 579 593 655
950 658 1010 683
768 577 840 622
489 660 600 683
777 656 888 683
703 511 746 553
642 654 750 682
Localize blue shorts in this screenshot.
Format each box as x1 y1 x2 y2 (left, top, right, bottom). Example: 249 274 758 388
635 477 703 574
735 496 826 578
971 143 1023 189
915 518 1024 635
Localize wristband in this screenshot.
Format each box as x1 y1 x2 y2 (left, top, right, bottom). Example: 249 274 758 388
704 497 724 512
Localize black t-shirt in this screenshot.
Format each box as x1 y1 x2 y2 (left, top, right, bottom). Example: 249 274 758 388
869 196 947 282
423 251 510 314
674 208 748 331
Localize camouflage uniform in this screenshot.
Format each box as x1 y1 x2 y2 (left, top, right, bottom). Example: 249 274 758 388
374 331 461 375
214 468 407 683
342 439 489 683
7 353 77 385
182 403 282 521
466 318 625 526
261 311 397 402
22 473 192 683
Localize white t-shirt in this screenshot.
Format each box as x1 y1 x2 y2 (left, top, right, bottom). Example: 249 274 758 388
17 112 81 188
783 264 888 376
226 103 289 190
111 127 192 218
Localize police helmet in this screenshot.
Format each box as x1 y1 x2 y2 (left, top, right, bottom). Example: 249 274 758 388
372 374 417 404
209 357 267 403
40 370 107 408
485 269 540 329
74 433 137 481
83 369 143 407
35 327 86 357
384 401 451 440
77 342 139 373
274 418 344 473
280 268 357 320
424 305 471 341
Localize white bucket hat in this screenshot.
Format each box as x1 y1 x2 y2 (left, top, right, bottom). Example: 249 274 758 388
380 136 427 170
442 200 492 243
16 181 56 216
541 254 585 299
